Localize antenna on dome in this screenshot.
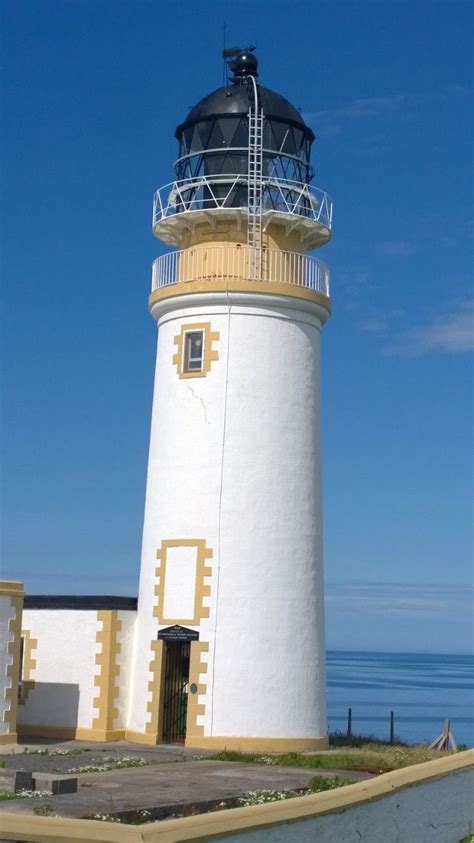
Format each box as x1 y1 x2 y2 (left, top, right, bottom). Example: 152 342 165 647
222 45 258 85
222 22 227 86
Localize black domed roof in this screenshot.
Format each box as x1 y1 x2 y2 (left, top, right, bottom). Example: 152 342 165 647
176 84 314 141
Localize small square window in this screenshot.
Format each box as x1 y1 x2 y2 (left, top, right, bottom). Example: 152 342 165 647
183 331 204 373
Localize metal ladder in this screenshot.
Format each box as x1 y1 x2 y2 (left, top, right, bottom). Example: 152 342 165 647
247 107 264 280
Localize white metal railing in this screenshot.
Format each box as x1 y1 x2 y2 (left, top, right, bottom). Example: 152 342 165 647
151 246 330 298
152 175 333 232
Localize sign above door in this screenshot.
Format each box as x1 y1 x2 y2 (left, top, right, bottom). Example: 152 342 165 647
157 625 200 641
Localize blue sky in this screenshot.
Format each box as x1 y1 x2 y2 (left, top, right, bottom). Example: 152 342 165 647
1 0 472 653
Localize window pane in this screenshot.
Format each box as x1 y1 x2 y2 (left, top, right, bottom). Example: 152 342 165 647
184 331 204 372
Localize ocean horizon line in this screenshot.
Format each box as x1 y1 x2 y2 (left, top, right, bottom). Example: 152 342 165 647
327 648 474 658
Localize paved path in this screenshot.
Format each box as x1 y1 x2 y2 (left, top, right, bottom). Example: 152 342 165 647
0 760 371 819
1 740 210 774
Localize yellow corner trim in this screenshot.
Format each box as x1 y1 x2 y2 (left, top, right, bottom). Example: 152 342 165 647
186 641 209 740
150 277 331 313
0 580 24 596
145 639 166 737
4 594 23 734
92 610 122 733
19 628 37 704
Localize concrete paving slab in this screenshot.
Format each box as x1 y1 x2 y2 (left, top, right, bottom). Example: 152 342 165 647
1 741 213 774
0 760 369 819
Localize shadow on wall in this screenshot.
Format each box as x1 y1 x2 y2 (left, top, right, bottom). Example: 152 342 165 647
18 682 80 731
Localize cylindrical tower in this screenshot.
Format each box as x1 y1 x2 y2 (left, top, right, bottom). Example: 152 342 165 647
128 49 332 751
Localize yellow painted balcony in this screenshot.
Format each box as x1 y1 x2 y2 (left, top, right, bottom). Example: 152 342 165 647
151 246 330 300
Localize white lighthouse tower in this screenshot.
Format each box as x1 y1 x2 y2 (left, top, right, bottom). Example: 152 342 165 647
128 49 332 751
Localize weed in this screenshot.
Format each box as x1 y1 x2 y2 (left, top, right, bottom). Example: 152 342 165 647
33 803 53 816
87 809 152 825
68 755 150 774
0 792 22 801
307 775 353 793
0 789 51 801
23 747 81 757
237 789 297 806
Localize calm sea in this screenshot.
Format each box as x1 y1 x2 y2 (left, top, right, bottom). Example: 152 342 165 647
326 651 474 747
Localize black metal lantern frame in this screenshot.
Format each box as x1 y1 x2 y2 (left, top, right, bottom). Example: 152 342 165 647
174 115 314 185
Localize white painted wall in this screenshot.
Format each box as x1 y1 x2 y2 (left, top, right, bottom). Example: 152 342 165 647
19 609 101 729
162 546 199 621
130 291 328 740
0 594 17 735
201 766 474 843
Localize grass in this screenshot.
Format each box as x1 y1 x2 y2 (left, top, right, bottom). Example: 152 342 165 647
208 733 456 773
209 749 393 772
329 731 407 747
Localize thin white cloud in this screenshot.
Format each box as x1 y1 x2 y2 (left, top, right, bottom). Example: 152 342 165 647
359 317 388 335
304 85 468 138
376 240 416 257
326 582 473 620
387 300 474 355
304 94 406 136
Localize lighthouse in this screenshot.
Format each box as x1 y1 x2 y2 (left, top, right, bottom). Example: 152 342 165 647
128 48 332 750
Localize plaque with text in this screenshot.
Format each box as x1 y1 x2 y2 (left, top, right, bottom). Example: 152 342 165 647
157 625 199 642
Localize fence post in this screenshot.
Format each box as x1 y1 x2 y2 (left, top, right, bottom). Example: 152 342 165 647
347 707 352 740
389 711 395 745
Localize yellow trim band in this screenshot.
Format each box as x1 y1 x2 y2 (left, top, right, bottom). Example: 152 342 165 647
17 725 126 741
0 732 18 745
125 729 162 745
185 735 329 752
149 277 331 312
